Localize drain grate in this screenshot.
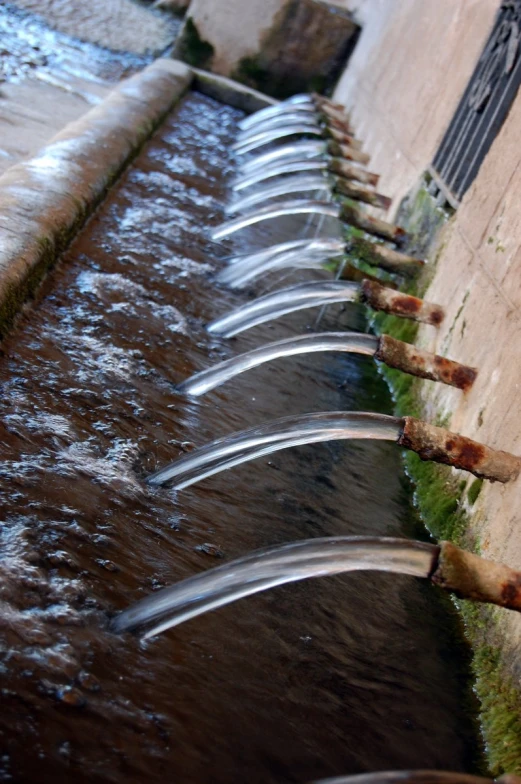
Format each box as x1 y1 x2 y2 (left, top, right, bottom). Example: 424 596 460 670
431 0 521 206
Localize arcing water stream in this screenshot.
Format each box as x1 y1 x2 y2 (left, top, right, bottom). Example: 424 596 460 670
0 92 481 781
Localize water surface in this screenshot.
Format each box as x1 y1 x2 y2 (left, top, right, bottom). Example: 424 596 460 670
0 93 480 783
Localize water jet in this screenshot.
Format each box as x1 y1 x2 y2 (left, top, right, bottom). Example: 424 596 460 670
111 536 521 639
227 173 391 215
311 771 521 784
177 332 476 396
146 411 520 490
211 198 404 243
207 280 443 337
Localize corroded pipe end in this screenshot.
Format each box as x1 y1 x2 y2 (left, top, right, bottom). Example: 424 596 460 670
323 113 356 136
339 202 406 244
328 158 379 187
347 238 425 276
376 335 477 390
339 264 397 289
360 280 444 326
313 93 347 114
433 541 521 611
328 141 370 165
325 126 363 150
335 178 392 211
398 417 521 483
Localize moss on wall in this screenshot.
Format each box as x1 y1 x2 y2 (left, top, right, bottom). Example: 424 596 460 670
176 18 214 68
372 176 521 775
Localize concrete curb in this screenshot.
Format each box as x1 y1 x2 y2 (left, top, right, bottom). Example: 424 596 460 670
0 58 193 339
192 68 276 112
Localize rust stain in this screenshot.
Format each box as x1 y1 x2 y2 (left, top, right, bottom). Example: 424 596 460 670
444 437 486 470
432 357 477 391
391 293 422 315
430 308 444 326
500 577 521 609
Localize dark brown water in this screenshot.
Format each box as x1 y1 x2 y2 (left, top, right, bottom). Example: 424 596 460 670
0 93 480 783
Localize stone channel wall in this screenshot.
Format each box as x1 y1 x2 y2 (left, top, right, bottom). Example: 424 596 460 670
331 0 521 772
176 0 360 96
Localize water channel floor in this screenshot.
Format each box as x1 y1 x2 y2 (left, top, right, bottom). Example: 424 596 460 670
0 92 480 783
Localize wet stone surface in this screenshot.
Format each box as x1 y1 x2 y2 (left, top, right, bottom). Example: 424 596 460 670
0 92 480 782
0 3 152 85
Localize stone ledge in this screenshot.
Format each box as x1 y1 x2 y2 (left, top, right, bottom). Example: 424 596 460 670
0 57 193 340
192 67 276 112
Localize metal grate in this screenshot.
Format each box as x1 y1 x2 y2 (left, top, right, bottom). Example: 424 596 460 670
431 0 521 206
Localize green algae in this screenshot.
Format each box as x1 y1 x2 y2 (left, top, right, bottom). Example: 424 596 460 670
467 478 484 506
176 18 214 68
368 174 521 775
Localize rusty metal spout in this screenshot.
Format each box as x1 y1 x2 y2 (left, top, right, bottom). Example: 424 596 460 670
311 769 521 784
313 93 347 114
433 541 521 611
338 264 397 289
360 280 444 326
334 178 392 211
324 126 363 149
328 141 370 165
328 158 379 187
346 237 424 276
315 100 353 130
398 417 521 482
376 335 477 390
340 201 406 243
321 113 356 136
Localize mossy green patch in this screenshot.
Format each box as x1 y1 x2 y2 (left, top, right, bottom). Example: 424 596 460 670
377 267 521 773
368 178 521 771
467 478 483 506
176 18 214 68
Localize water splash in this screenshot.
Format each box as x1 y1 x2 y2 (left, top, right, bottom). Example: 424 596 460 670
111 536 437 638
211 199 339 240
177 333 378 396
207 280 358 337
146 411 401 489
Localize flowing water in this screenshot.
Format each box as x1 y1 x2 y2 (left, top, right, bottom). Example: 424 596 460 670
0 92 481 782
177 333 378 396
216 239 345 288
226 175 331 215
207 281 360 337
111 537 439 639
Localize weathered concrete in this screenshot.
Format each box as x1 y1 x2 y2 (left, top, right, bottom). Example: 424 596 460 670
333 0 499 214
178 0 359 96
179 0 286 75
10 0 179 54
192 68 276 113
0 58 192 338
333 0 521 767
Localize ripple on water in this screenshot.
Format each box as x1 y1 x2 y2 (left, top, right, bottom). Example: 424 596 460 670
0 93 480 782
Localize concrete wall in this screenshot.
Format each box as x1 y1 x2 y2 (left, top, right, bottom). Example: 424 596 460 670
331 0 521 763
333 0 499 212
185 0 286 75
180 0 359 96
